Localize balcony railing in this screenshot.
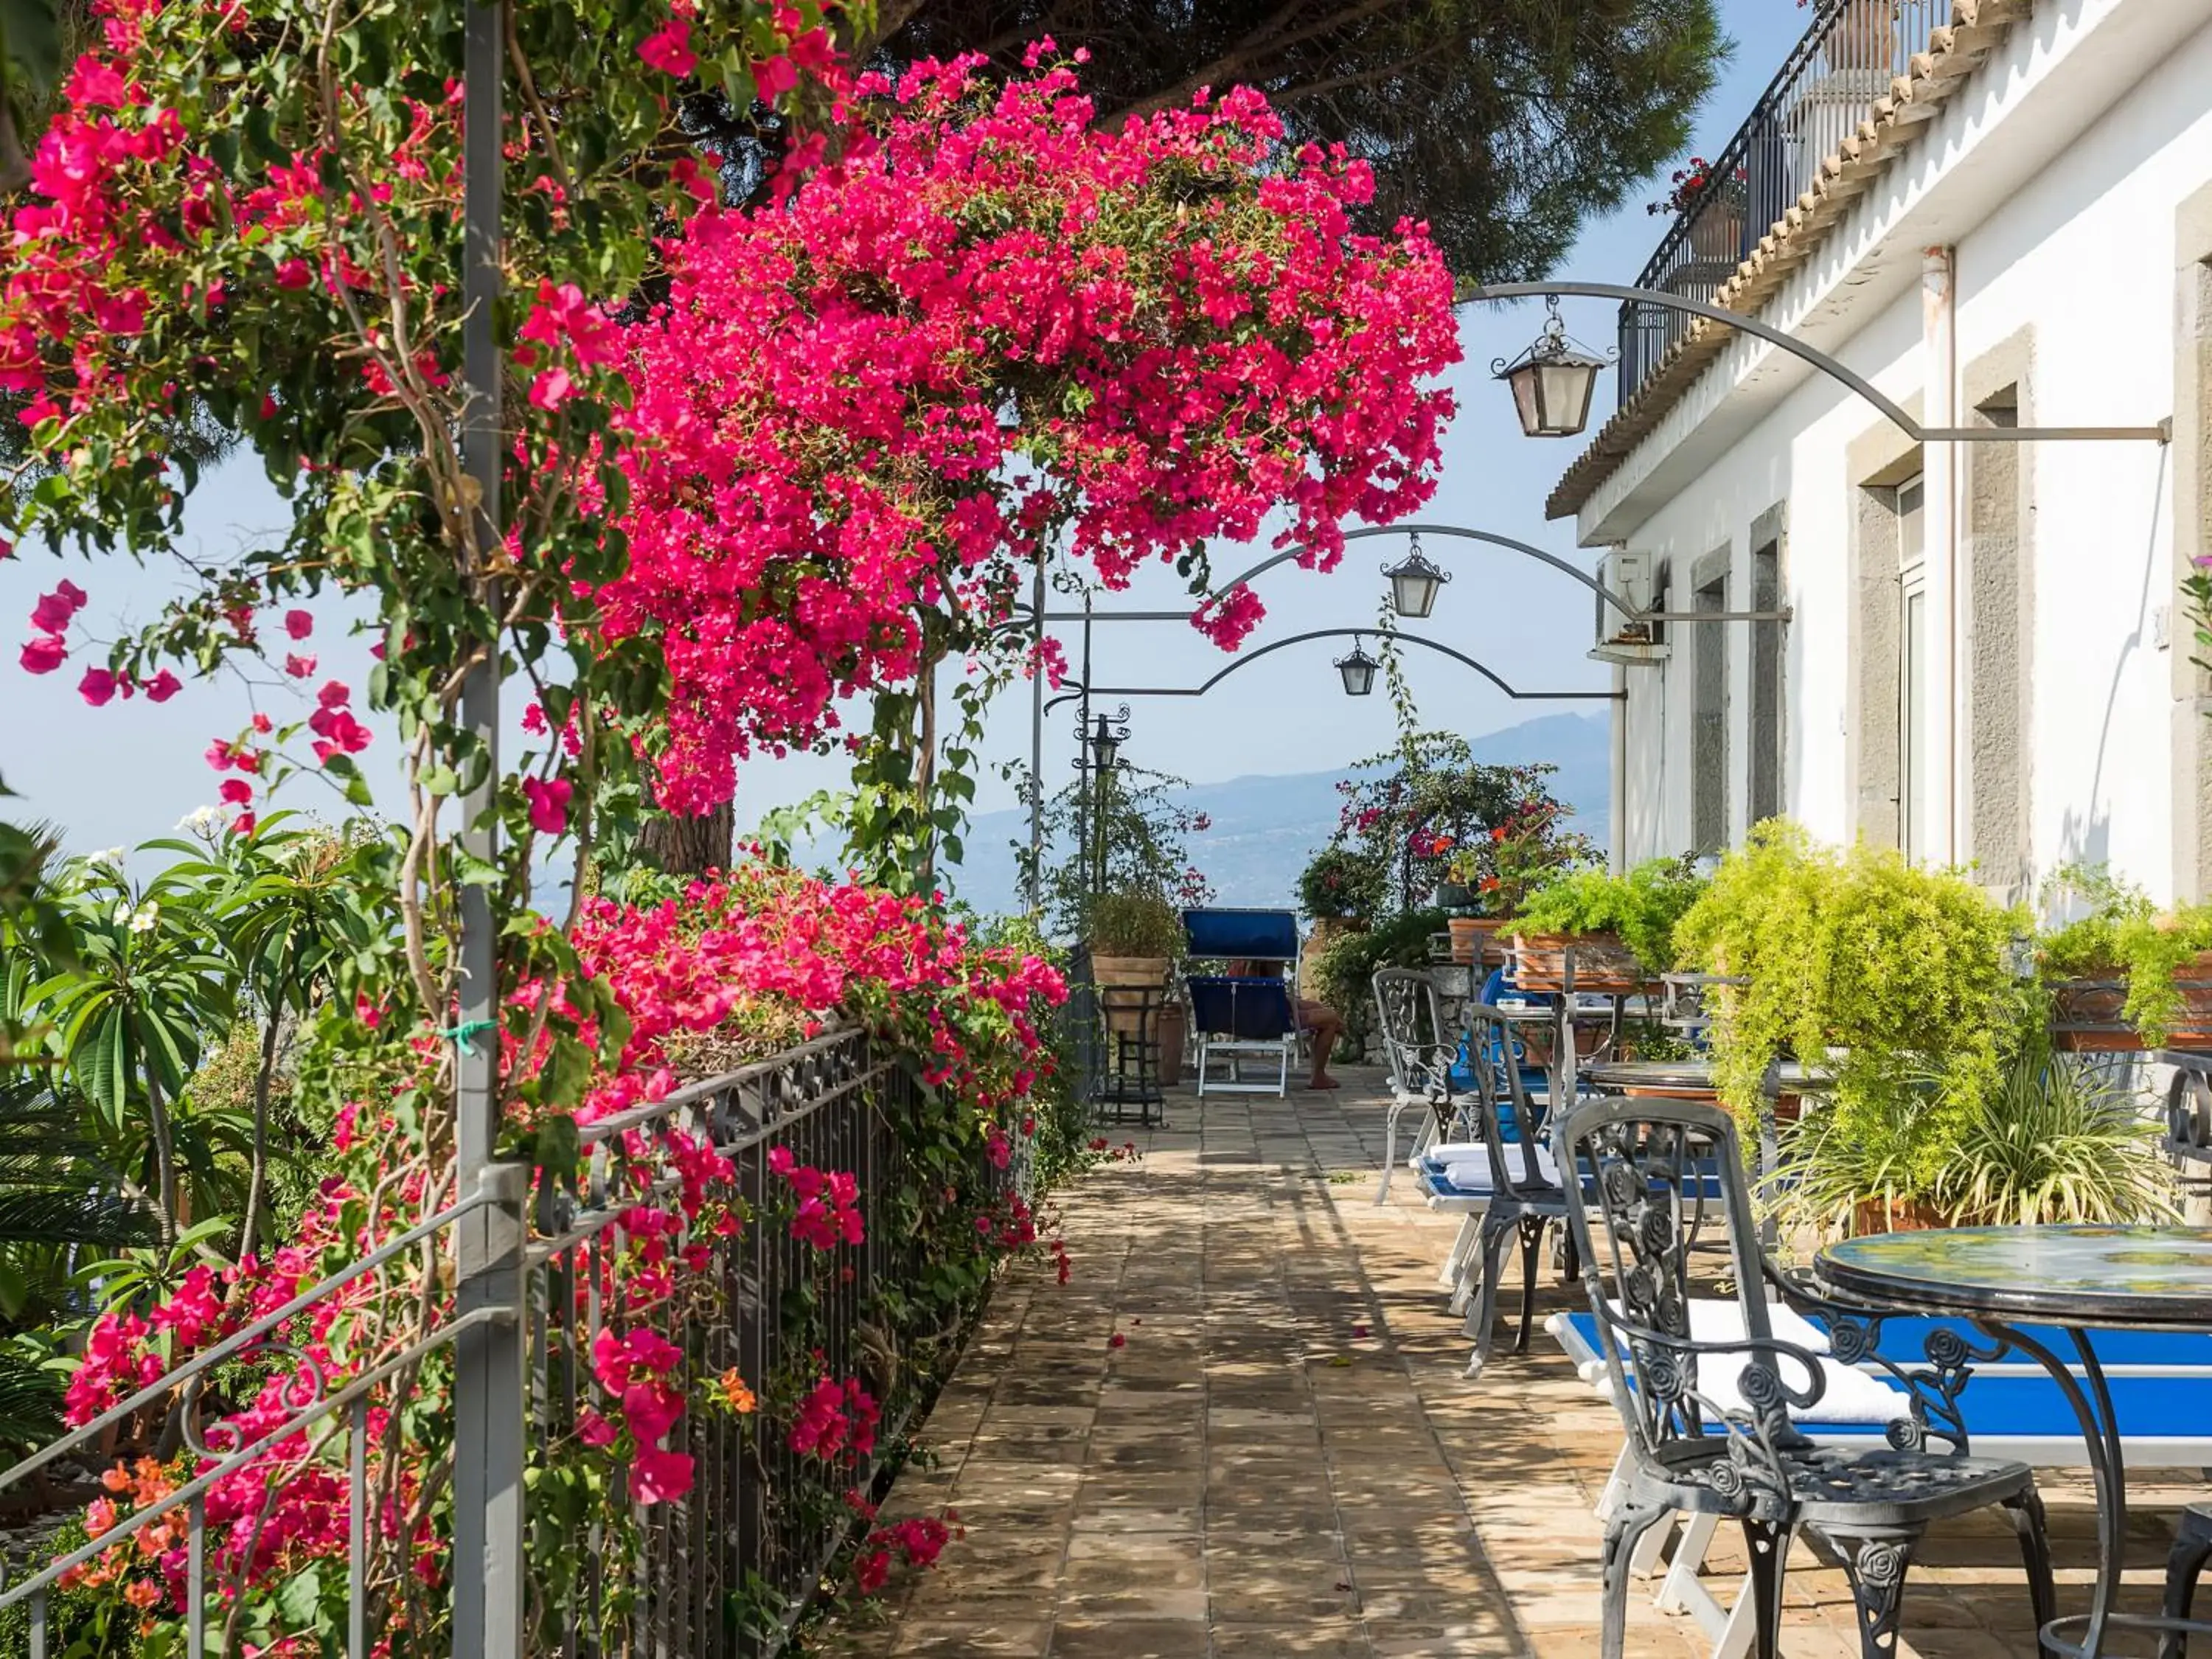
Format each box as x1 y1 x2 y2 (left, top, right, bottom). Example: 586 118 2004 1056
0 1027 1014 1659
1619 0 1946 408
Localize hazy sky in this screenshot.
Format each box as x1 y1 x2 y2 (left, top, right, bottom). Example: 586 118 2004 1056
0 3 1805 860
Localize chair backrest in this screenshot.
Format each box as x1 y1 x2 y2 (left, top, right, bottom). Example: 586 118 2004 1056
1186 975 1293 1040
1371 968 1445 1099
1551 1094 1795 1470
1464 1004 1554 1188
1182 908 1300 967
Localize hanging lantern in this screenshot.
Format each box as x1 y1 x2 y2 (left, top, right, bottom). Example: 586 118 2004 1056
1334 636 1379 698
1493 298 1610 439
1382 534 1451 619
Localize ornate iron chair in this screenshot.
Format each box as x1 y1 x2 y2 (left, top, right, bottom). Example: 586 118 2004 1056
1553 1094 2055 1659
1457 1002 1581 1376
1371 967 1464 1202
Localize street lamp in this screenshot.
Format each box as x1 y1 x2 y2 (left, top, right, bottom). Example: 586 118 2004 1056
1086 712 1126 772
1491 296 1610 439
1382 533 1451 619
1333 636 1379 697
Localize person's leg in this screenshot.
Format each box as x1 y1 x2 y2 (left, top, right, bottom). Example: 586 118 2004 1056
1304 1002 1343 1088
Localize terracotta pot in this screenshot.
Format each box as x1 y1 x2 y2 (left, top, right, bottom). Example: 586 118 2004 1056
1155 999 1186 1084
1851 1196 1946 1236
2050 954 2212 1051
1447 917 1505 967
1512 932 1646 993
1688 201 1743 261
1091 954 1168 990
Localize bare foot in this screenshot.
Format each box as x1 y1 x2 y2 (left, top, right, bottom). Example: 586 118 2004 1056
1305 1077 1342 1091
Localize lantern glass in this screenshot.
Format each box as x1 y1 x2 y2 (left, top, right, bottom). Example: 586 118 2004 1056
1335 651 1377 697
1091 733 1120 771
1388 564 1440 620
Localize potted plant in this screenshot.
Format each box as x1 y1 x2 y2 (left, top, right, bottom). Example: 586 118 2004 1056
1649 156 1748 259
2037 866 2212 1050
1504 857 1706 991
1673 824 2021 1217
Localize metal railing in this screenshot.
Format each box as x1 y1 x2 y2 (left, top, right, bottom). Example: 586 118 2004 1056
1619 0 1946 406
0 1027 1004 1658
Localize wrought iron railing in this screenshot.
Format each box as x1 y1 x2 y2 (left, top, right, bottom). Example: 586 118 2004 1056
0 1027 1004 1658
1618 0 1946 406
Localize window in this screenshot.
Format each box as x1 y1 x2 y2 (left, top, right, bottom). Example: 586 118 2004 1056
1749 541 1784 824
1896 474 1927 860
1692 565 1730 854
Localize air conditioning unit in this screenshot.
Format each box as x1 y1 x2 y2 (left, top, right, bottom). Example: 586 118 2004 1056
1589 549 1669 667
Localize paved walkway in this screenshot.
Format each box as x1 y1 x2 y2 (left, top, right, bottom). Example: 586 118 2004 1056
824 1074 2199 1658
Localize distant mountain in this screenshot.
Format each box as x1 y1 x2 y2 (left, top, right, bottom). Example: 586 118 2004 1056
939 711 1610 917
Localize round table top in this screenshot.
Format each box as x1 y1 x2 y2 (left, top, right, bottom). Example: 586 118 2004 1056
1819 1226 2212 1329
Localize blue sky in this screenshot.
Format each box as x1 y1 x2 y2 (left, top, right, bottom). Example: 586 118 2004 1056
0 3 1808 859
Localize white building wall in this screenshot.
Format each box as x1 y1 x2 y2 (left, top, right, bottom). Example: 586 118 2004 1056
1603 1 2207 907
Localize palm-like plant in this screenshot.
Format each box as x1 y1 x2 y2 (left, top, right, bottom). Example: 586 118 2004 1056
0 1077 156 1451
1938 1051 2179 1227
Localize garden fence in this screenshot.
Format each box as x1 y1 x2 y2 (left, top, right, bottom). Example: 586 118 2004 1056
0 1026 1004 1658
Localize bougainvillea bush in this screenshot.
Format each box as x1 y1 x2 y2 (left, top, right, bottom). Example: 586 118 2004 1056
44 856 1064 1651
601 49 1460 865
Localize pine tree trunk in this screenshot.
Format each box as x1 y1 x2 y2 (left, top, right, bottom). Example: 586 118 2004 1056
639 802 735 877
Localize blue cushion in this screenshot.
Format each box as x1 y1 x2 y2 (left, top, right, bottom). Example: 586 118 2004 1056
1187 975 1293 1040
1183 908 1300 961
1559 1311 2212 1439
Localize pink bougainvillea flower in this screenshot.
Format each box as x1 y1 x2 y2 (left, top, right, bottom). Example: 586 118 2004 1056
636 17 695 77
523 776 573 835
143 668 180 702
18 635 66 673
229 812 255 838
29 588 79 633
284 609 313 639
630 1444 695 1505
77 667 116 706
283 653 316 678
219 778 253 806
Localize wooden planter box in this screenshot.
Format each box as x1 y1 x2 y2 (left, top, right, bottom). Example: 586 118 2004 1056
1446 917 1506 968
2050 953 2212 1051
1512 932 1646 993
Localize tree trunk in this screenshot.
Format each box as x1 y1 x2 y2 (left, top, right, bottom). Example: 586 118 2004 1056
639 802 736 877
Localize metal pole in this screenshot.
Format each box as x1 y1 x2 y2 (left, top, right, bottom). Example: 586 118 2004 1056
1027 559 1045 914
453 5 524 1655
1075 596 1093 917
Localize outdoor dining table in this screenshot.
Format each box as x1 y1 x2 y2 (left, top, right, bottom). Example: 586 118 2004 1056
1818 1225 2212 1658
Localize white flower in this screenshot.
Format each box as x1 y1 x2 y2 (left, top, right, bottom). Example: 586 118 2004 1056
176 806 224 836
127 901 159 934
111 898 134 926
88 846 125 869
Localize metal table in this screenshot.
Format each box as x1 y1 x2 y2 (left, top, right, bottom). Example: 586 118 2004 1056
1582 1058 1719 1098
1819 1225 2212 1658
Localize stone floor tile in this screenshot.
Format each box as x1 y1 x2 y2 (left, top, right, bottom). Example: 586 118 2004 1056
809 1071 2183 1659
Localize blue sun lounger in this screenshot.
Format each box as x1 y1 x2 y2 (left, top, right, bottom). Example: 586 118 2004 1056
1547 1307 2212 1659
1183 908 1302 1097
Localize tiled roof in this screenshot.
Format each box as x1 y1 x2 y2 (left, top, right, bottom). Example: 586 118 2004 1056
1543 0 2032 523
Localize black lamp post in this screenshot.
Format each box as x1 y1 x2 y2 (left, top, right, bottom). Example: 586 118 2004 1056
1382 533 1451 619
1333 636 1379 697
1492 296 1610 439
1079 706 1130 900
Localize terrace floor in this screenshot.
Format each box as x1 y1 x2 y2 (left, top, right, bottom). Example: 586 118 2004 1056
820 1070 2205 1658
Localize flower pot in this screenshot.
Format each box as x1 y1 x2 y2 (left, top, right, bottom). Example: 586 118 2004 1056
1091 954 1169 990
1851 1196 1946 1236
1447 917 1505 968
1688 202 1743 262
2049 976 2140 1052
2049 953 2212 1050
1434 882 1476 911
1511 932 1646 993
1155 999 1186 1085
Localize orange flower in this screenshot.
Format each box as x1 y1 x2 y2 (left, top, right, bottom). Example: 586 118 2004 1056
718 1367 757 1414
124 1578 164 1611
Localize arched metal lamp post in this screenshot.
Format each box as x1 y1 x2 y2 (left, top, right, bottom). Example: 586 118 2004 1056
1463 279 2171 446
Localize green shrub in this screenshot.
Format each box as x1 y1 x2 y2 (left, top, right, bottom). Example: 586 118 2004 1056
2037 864 2212 1045
1296 846 1382 922
1313 907 1448 1057
1504 857 1705 974
1085 891 1184 959
1672 824 2023 1186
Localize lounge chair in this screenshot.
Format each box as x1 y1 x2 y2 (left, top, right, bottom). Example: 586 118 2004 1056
1182 908 1301 1098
